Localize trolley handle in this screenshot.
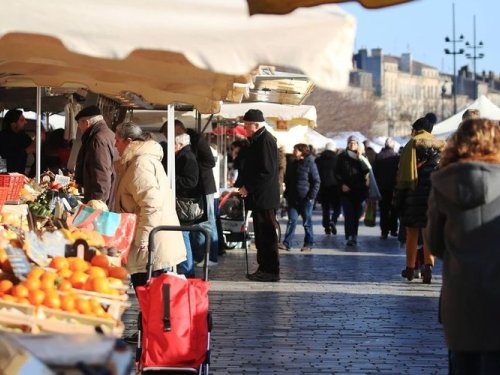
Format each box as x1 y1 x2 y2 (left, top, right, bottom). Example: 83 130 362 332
147 225 211 281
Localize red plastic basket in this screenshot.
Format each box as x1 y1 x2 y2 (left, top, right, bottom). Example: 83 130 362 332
0 186 8 212
0 174 25 202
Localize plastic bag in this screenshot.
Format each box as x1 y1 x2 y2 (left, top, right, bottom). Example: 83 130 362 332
364 199 376 227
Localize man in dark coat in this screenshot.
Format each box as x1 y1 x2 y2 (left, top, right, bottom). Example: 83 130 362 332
373 137 399 239
175 119 219 265
74 105 118 208
315 141 340 235
238 109 280 282
0 109 36 174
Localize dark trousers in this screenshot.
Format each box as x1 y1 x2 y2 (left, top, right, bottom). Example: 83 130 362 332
379 189 398 235
252 208 280 274
449 350 500 375
341 196 364 239
320 187 341 229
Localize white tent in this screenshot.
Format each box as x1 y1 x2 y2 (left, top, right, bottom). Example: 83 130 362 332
433 95 500 139
271 125 330 153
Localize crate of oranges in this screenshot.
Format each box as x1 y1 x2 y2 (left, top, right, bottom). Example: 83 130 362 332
0 253 130 336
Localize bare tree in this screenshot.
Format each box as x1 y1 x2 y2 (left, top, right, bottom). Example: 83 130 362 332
305 88 382 137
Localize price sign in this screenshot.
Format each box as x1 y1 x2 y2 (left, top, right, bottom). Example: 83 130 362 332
54 174 71 187
5 246 32 280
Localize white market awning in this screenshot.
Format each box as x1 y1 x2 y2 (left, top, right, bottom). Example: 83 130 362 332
0 0 356 113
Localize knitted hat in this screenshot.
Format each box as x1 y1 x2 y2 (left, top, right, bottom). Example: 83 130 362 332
347 135 359 145
75 105 101 121
412 117 433 133
243 109 265 123
424 112 438 125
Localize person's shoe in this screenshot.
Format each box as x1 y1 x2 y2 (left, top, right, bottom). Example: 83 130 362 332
422 264 433 284
390 230 398 237
277 243 290 251
300 246 311 252
346 239 355 247
380 233 388 240
246 270 280 282
195 260 218 268
123 331 139 345
330 222 337 235
324 227 332 235
401 267 414 281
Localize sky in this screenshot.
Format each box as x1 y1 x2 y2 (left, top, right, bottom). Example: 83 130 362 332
339 0 499 76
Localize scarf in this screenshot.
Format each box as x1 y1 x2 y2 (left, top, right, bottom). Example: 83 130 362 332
396 130 434 190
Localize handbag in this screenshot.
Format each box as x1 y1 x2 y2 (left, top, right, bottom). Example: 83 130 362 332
364 198 377 227
175 196 204 224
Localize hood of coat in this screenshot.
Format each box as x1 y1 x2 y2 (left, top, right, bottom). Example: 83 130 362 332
431 161 500 209
116 140 163 171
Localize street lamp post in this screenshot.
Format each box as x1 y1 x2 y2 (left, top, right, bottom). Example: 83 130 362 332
444 3 464 114
465 15 484 100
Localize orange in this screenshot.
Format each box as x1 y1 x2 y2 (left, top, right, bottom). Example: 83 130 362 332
86 266 108 278
60 294 76 312
27 267 45 280
23 278 41 291
90 254 109 269
0 280 13 294
57 268 73 279
40 276 57 291
1 294 17 302
58 279 72 292
17 297 30 305
11 284 29 299
43 291 61 309
108 266 128 280
90 276 110 294
69 257 89 272
49 256 69 271
28 289 45 306
75 298 91 315
69 271 89 289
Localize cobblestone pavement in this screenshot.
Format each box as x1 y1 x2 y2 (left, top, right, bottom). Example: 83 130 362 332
123 211 447 374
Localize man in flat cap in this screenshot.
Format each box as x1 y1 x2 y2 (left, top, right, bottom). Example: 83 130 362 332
74 105 118 208
238 109 280 282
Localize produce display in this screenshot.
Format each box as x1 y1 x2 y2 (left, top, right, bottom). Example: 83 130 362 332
0 172 133 336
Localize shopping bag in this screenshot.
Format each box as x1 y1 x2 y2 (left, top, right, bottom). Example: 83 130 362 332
364 199 377 227
136 273 209 369
175 196 204 224
71 205 137 254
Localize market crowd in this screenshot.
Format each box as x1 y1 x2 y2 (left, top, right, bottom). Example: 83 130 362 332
2 105 500 373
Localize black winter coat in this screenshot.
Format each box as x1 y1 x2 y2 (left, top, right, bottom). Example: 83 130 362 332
284 154 321 205
373 147 399 192
175 145 200 198
238 127 280 211
335 150 369 202
393 137 445 228
315 150 338 188
186 129 216 195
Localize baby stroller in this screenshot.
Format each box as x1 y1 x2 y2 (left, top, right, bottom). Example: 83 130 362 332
219 191 253 275
135 225 212 374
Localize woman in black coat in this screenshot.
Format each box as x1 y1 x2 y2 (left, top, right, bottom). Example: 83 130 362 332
335 136 369 246
281 143 320 252
394 117 444 283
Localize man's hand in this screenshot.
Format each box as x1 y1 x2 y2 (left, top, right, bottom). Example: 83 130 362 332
341 184 350 193
238 186 248 198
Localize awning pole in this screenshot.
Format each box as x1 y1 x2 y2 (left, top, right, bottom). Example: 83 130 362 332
35 87 42 183
167 104 175 195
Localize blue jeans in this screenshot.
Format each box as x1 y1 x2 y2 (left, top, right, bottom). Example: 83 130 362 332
176 231 194 275
341 196 364 239
190 194 219 263
283 199 314 248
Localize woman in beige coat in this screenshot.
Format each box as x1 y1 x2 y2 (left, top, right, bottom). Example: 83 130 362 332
114 123 186 289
